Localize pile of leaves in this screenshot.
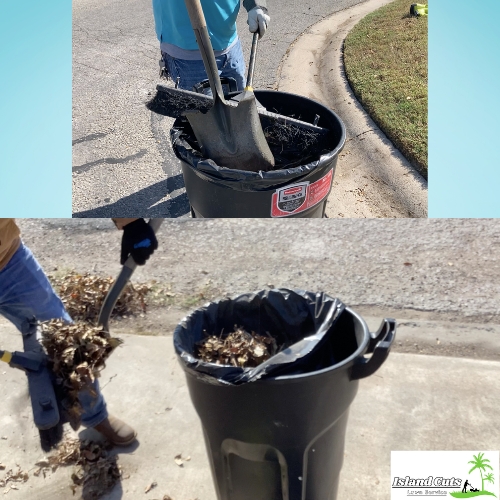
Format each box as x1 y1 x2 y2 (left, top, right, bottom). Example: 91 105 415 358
196 326 278 368
39 438 120 499
49 271 150 323
40 320 122 429
0 467 29 493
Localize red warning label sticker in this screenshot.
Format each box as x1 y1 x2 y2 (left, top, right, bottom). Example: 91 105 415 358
271 169 333 217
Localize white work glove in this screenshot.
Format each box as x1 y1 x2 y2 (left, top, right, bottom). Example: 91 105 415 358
247 7 270 39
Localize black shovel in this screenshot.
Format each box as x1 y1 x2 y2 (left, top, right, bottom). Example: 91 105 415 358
182 0 275 171
98 218 164 332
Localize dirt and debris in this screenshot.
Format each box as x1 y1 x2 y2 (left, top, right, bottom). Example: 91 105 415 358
39 438 121 499
263 121 328 169
174 114 331 171
174 454 191 467
48 271 150 323
145 481 158 493
0 467 29 492
196 326 278 368
40 320 122 429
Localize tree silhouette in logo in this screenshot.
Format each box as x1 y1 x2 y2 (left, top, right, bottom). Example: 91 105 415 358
469 453 494 493
484 474 495 490
450 453 497 498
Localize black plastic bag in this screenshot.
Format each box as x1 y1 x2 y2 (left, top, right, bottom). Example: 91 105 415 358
173 289 347 385
170 125 336 191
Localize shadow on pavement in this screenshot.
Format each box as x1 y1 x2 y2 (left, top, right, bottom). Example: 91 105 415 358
72 176 190 218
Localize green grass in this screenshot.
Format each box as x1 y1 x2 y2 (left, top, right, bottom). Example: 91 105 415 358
343 0 428 178
450 491 497 498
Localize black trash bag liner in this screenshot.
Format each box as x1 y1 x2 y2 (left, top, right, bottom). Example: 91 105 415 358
170 124 338 192
174 289 351 386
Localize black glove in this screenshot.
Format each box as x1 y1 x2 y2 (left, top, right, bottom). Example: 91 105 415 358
120 219 158 265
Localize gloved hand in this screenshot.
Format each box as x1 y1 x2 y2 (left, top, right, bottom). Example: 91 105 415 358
247 6 270 39
120 218 158 265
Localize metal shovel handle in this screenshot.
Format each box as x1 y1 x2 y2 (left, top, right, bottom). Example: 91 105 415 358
245 33 259 90
350 318 396 380
184 0 225 102
98 218 164 332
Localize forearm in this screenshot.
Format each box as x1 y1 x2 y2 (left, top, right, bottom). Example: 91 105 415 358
243 0 267 12
111 218 138 230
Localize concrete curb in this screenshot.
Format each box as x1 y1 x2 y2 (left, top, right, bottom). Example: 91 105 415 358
277 0 428 218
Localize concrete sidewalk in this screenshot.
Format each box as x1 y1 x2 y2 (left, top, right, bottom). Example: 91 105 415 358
1 319 499 500
277 0 427 218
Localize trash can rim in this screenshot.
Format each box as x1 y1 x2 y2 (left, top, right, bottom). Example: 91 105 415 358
268 306 369 382
172 89 347 179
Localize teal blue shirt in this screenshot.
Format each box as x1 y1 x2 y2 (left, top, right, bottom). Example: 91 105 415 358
152 0 263 51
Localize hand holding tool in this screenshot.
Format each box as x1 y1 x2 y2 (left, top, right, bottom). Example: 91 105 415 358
100 219 163 332
247 6 270 38
121 218 159 265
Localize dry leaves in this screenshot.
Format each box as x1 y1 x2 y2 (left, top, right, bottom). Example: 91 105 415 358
40 320 122 429
196 326 278 368
145 481 157 493
42 438 120 499
0 467 29 491
174 454 191 467
49 272 150 323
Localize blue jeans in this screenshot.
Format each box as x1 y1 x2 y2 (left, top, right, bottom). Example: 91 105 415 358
0 243 108 428
163 39 246 92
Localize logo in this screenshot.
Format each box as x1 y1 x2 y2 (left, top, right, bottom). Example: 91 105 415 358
270 169 334 217
391 451 499 499
276 182 309 213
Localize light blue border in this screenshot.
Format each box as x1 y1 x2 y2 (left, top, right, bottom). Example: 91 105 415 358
429 0 500 217
0 1 72 217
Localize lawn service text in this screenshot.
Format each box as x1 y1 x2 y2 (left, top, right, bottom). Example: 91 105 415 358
393 477 462 487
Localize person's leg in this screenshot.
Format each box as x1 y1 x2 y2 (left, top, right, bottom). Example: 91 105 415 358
162 41 246 93
163 53 211 92
0 243 71 331
78 379 108 427
0 243 108 427
219 39 246 91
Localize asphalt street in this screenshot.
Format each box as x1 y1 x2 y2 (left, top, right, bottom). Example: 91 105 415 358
72 0 367 217
16 218 500 322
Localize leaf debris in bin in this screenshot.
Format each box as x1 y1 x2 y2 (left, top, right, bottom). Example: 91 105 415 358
40 320 122 429
196 326 279 368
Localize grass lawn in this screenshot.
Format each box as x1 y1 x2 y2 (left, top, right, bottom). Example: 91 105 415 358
343 0 428 178
450 492 497 498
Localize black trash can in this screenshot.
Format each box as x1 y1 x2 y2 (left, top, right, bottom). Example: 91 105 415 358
174 290 395 500
170 91 346 218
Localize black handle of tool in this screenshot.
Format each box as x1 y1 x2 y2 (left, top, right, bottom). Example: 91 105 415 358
98 218 164 332
184 0 226 103
0 349 44 372
245 32 259 90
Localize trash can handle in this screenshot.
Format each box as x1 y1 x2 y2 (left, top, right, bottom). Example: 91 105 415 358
350 318 396 380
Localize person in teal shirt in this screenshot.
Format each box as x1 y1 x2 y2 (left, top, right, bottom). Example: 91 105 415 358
153 0 270 92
